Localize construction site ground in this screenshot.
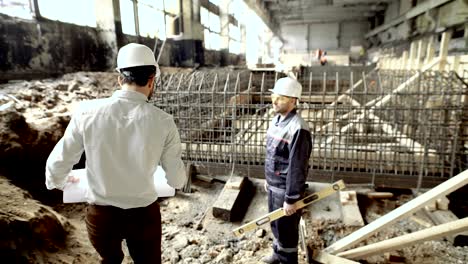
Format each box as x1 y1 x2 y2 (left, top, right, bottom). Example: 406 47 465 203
1 71 467 263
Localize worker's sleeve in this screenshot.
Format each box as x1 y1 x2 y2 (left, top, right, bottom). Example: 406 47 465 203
160 119 186 189
45 110 84 190
285 129 312 204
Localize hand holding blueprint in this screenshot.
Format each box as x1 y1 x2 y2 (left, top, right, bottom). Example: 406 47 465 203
63 166 175 203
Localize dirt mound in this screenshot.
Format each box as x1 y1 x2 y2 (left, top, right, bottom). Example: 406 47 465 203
0 176 68 261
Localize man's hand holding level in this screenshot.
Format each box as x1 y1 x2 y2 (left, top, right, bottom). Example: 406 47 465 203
283 201 297 216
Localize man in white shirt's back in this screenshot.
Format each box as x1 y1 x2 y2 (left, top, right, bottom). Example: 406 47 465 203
45 43 186 263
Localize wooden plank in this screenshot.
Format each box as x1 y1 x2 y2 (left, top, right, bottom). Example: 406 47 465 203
315 68 378 117
194 174 214 183
436 196 450 210
425 209 468 245
409 215 433 228
366 192 394 199
336 217 468 259
320 58 440 135
313 251 360 264
212 176 255 222
371 57 440 109
325 169 468 254
340 191 365 227
299 217 310 263
226 176 244 190
327 96 437 155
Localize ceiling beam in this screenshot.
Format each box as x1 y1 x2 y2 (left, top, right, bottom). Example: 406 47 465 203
282 17 368 25
273 9 378 20
243 0 282 38
365 0 455 38
268 4 386 12
278 14 375 22
333 0 393 5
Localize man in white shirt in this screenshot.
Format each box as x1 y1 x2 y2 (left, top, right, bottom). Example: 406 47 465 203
45 43 186 263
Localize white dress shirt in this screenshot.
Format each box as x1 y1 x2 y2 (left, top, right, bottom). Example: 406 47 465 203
45 89 186 209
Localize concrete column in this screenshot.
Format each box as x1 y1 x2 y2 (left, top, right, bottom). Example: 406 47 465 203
438 30 452 71
95 0 121 69
416 39 425 70
240 24 246 55
219 0 230 66
425 35 435 64
176 0 204 66
400 51 408 70
408 41 417 70
465 23 468 50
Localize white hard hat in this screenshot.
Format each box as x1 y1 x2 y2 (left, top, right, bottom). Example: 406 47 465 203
116 43 157 71
269 77 302 99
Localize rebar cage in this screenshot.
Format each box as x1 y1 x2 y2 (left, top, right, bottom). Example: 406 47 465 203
152 67 468 188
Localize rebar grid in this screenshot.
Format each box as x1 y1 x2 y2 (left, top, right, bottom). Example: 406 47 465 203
151 68 468 186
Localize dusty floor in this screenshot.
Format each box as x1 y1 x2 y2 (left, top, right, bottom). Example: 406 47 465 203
1 71 468 263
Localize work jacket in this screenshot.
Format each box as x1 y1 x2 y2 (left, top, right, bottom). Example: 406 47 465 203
265 109 312 204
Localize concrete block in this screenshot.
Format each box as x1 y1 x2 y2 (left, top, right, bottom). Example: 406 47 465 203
212 176 255 222
436 196 450 211
340 191 364 227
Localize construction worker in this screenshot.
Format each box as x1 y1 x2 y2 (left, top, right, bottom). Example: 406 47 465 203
320 51 328 66
45 43 186 263
262 77 312 264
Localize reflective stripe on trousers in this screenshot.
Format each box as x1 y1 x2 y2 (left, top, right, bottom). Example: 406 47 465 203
268 188 300 264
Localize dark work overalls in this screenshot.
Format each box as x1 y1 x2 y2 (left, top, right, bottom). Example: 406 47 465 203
265 109 312 264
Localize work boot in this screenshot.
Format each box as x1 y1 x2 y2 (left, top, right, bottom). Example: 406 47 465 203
261 254 281 264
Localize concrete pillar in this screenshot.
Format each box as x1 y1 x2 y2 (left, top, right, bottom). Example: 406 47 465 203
408 41 417 70
182 0 203 40
438 30 452 71
176 0 204 66
95 0 121 69
219 0 230 66
240 24 246 55
401 51 408 70
465 23 468 50
416 39 425 70
452 56 460 74
425 35 435 64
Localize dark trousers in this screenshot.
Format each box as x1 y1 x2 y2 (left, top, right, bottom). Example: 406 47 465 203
268 188 301 264
85 200 161 264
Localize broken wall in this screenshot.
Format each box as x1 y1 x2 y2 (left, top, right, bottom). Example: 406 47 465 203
0 14 112 82
0 13 245 82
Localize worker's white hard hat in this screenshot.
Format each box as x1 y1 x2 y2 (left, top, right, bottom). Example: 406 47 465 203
269 77 302 99
116 43 157 71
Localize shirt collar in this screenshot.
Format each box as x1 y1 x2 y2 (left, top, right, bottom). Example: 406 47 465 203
274 108 297 127
112 89 148 102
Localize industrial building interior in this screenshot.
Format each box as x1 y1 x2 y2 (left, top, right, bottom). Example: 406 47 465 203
1 0 468 263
